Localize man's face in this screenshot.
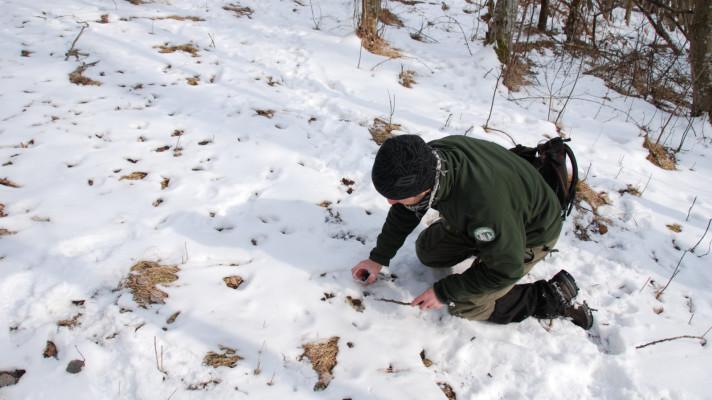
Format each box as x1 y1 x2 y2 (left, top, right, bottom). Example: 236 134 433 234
387 189 431 206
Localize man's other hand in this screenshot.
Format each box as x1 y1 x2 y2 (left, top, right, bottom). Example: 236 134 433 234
351 259 382 285
411 288 444 310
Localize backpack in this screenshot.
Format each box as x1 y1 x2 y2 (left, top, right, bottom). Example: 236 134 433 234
509 137 579 219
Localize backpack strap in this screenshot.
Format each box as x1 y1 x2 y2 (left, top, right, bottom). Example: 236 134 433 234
563 139 578 217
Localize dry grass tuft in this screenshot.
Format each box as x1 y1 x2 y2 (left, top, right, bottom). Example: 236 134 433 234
254 109 275 118
398 67 416 88
358 30 401 58
223 275 244 289
576 181 609 211
69 63 102 86
119 172 148 181
0 178 21 188
379 9 404 27
156 43 200 57
643 137 676 170
346 296 365 312
57 313 82 329
123 261 179 307
160 177 170 190
204 345 242 368
369 118 400 145
186 75 200 86
666 223 682 233
223 3 254 18
299 337 339 391
503 59 533 92
438 382 457 400
0 228 16 236
0 204 6 218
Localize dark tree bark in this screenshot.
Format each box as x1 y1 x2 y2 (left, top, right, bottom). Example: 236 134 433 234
537 0 549 31
564 0 582 43
690 0 712 120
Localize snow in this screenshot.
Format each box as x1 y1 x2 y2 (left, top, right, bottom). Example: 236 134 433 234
1 0 711 399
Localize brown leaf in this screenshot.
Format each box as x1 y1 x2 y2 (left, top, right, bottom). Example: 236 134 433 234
420 349 433 367
223 276 244 289
119 172 148 181
43 341 58 359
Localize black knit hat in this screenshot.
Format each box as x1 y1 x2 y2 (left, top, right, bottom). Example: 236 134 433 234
371 135 436 200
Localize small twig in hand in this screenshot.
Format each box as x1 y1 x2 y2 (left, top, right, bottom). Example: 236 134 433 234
686 196 697 221
65 22 89 61
376 297 411 306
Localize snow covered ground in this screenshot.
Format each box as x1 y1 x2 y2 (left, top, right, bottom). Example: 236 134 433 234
1 1 711 399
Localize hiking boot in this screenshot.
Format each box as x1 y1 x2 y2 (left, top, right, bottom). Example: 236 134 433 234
563 301 594 330
548 269 579 305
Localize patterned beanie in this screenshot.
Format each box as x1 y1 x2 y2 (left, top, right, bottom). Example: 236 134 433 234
371 135 437 200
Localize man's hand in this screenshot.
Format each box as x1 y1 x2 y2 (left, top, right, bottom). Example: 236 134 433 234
351 259 382 285
411 288 444 310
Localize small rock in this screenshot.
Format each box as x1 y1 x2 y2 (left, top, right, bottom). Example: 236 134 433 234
66 360 85 374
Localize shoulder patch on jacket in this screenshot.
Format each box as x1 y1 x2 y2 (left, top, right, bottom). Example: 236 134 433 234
472 227 496 242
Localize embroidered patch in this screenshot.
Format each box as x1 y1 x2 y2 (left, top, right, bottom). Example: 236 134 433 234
473 227 495 242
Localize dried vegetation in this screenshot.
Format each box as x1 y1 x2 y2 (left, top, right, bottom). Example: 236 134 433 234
223 275 244 289
204 345 242 368
369 117 400 145
123 261 179 307
299 337 339 391
643 137 676 170
155 43 200 57
223 3 254 18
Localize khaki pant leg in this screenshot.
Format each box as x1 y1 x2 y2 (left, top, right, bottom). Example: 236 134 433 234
448 239 558 321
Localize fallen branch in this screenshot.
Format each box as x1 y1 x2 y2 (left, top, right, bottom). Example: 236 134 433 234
636 326 710 349
376 297 411 306
65 22 89 61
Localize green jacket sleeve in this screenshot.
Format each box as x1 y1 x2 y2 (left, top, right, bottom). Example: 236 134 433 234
369 204 421 266
433 208 526 302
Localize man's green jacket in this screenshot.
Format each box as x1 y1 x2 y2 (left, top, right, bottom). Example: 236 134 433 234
368 136 563 303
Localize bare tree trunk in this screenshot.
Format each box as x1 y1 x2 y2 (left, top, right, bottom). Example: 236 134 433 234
488 0 518 64
359 0 381 39
537 0 548 31
565 0 582 43
690 0 712 120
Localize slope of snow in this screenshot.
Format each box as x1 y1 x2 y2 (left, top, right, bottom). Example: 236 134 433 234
1 1 710 399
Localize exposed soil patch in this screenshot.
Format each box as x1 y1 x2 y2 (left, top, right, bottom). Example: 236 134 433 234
123 261 179 307
254 109 275 118
369 117 400 145
618 184 641 197
643 137 676 170
223 275 244 289
299 336 339 391
223 3 254 18
119 172 148 181
346 296 365 312
156 43 200 57
204 346 242 368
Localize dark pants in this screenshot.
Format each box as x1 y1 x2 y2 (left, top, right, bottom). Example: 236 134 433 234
415 221 563 324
